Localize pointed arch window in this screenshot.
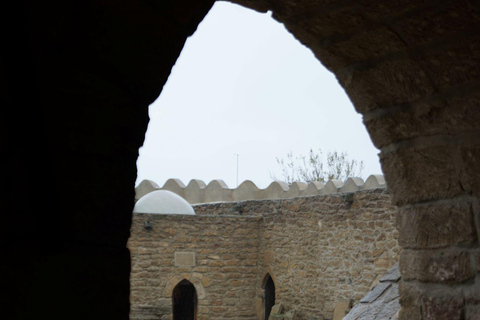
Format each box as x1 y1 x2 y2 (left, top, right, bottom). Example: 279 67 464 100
172 279 197 320
263 274 275 320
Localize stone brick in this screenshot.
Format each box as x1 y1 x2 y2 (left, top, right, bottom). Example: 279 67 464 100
400 249 474 283
398 306 422 320
391 0 480 46
380 145 463 205
374 256 390 270
396 201 476 249
360 0 434 21
318 27 407 70
475 252 480 274
398 281 424 317
466 305 480 320
460 146 480 197
271 303 284 315
284 309 297 320
423 295 465 320
339 58 435 113
364 89 480 148
264 250 275 264
285 6 370 44
332 299 350 320
418 36 480 89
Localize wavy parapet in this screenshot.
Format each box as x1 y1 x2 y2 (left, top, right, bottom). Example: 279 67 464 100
135 175 387 204
185 179 207 204
233 180 261 201
135 179 160 201
285 181 308 198
363 174 386 189
261 181 289 200
340 177 365 193
162 178 186 198
321 179 344 194
204 180 231 203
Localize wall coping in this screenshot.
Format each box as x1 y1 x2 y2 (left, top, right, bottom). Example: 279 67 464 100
135 175 386 204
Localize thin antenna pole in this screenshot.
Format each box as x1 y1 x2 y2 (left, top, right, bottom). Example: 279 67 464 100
234 154 239 187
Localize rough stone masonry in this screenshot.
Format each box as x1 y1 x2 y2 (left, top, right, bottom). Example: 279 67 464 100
129 188 400 320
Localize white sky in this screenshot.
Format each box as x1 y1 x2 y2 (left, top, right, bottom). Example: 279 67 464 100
135 2 382 189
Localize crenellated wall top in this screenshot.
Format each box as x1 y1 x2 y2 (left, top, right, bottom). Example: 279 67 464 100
135 175 386 204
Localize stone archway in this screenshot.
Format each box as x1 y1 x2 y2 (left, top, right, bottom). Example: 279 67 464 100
4 0 480 319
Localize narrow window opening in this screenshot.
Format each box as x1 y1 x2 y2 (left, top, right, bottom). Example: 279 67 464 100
264 274 275 320
172 279 197 320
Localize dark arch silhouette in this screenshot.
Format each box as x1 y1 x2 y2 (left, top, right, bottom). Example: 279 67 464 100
172 279 198 320
263 274 275 320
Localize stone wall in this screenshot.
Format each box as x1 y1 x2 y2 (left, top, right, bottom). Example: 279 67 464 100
129 214 262 320
130 188 400 320
259 190 399 319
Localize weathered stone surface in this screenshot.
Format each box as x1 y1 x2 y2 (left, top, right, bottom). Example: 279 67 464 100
339 58 435 114
364 88 480 149
461 146 480 198
381 145 463 206
475 252 480 274
418 37 480 90
391 0 480 46
284 309 297 320
400 250 474 283
396 201 477 249
466 304 480 320
423 295 465 320
318 26 407 70
271 303 284 315
332 299 350 320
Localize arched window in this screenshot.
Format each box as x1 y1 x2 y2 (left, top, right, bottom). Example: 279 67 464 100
263 274 275 320
172 279 197 320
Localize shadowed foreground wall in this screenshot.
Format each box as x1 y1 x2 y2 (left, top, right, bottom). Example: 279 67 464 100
129 189 399 320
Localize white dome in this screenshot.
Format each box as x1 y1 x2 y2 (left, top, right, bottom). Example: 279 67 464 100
133 190 195 215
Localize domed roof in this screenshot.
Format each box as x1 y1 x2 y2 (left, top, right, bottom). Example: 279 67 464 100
133 190 195 215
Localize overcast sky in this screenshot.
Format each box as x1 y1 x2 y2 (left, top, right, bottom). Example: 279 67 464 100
135 2 382 189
